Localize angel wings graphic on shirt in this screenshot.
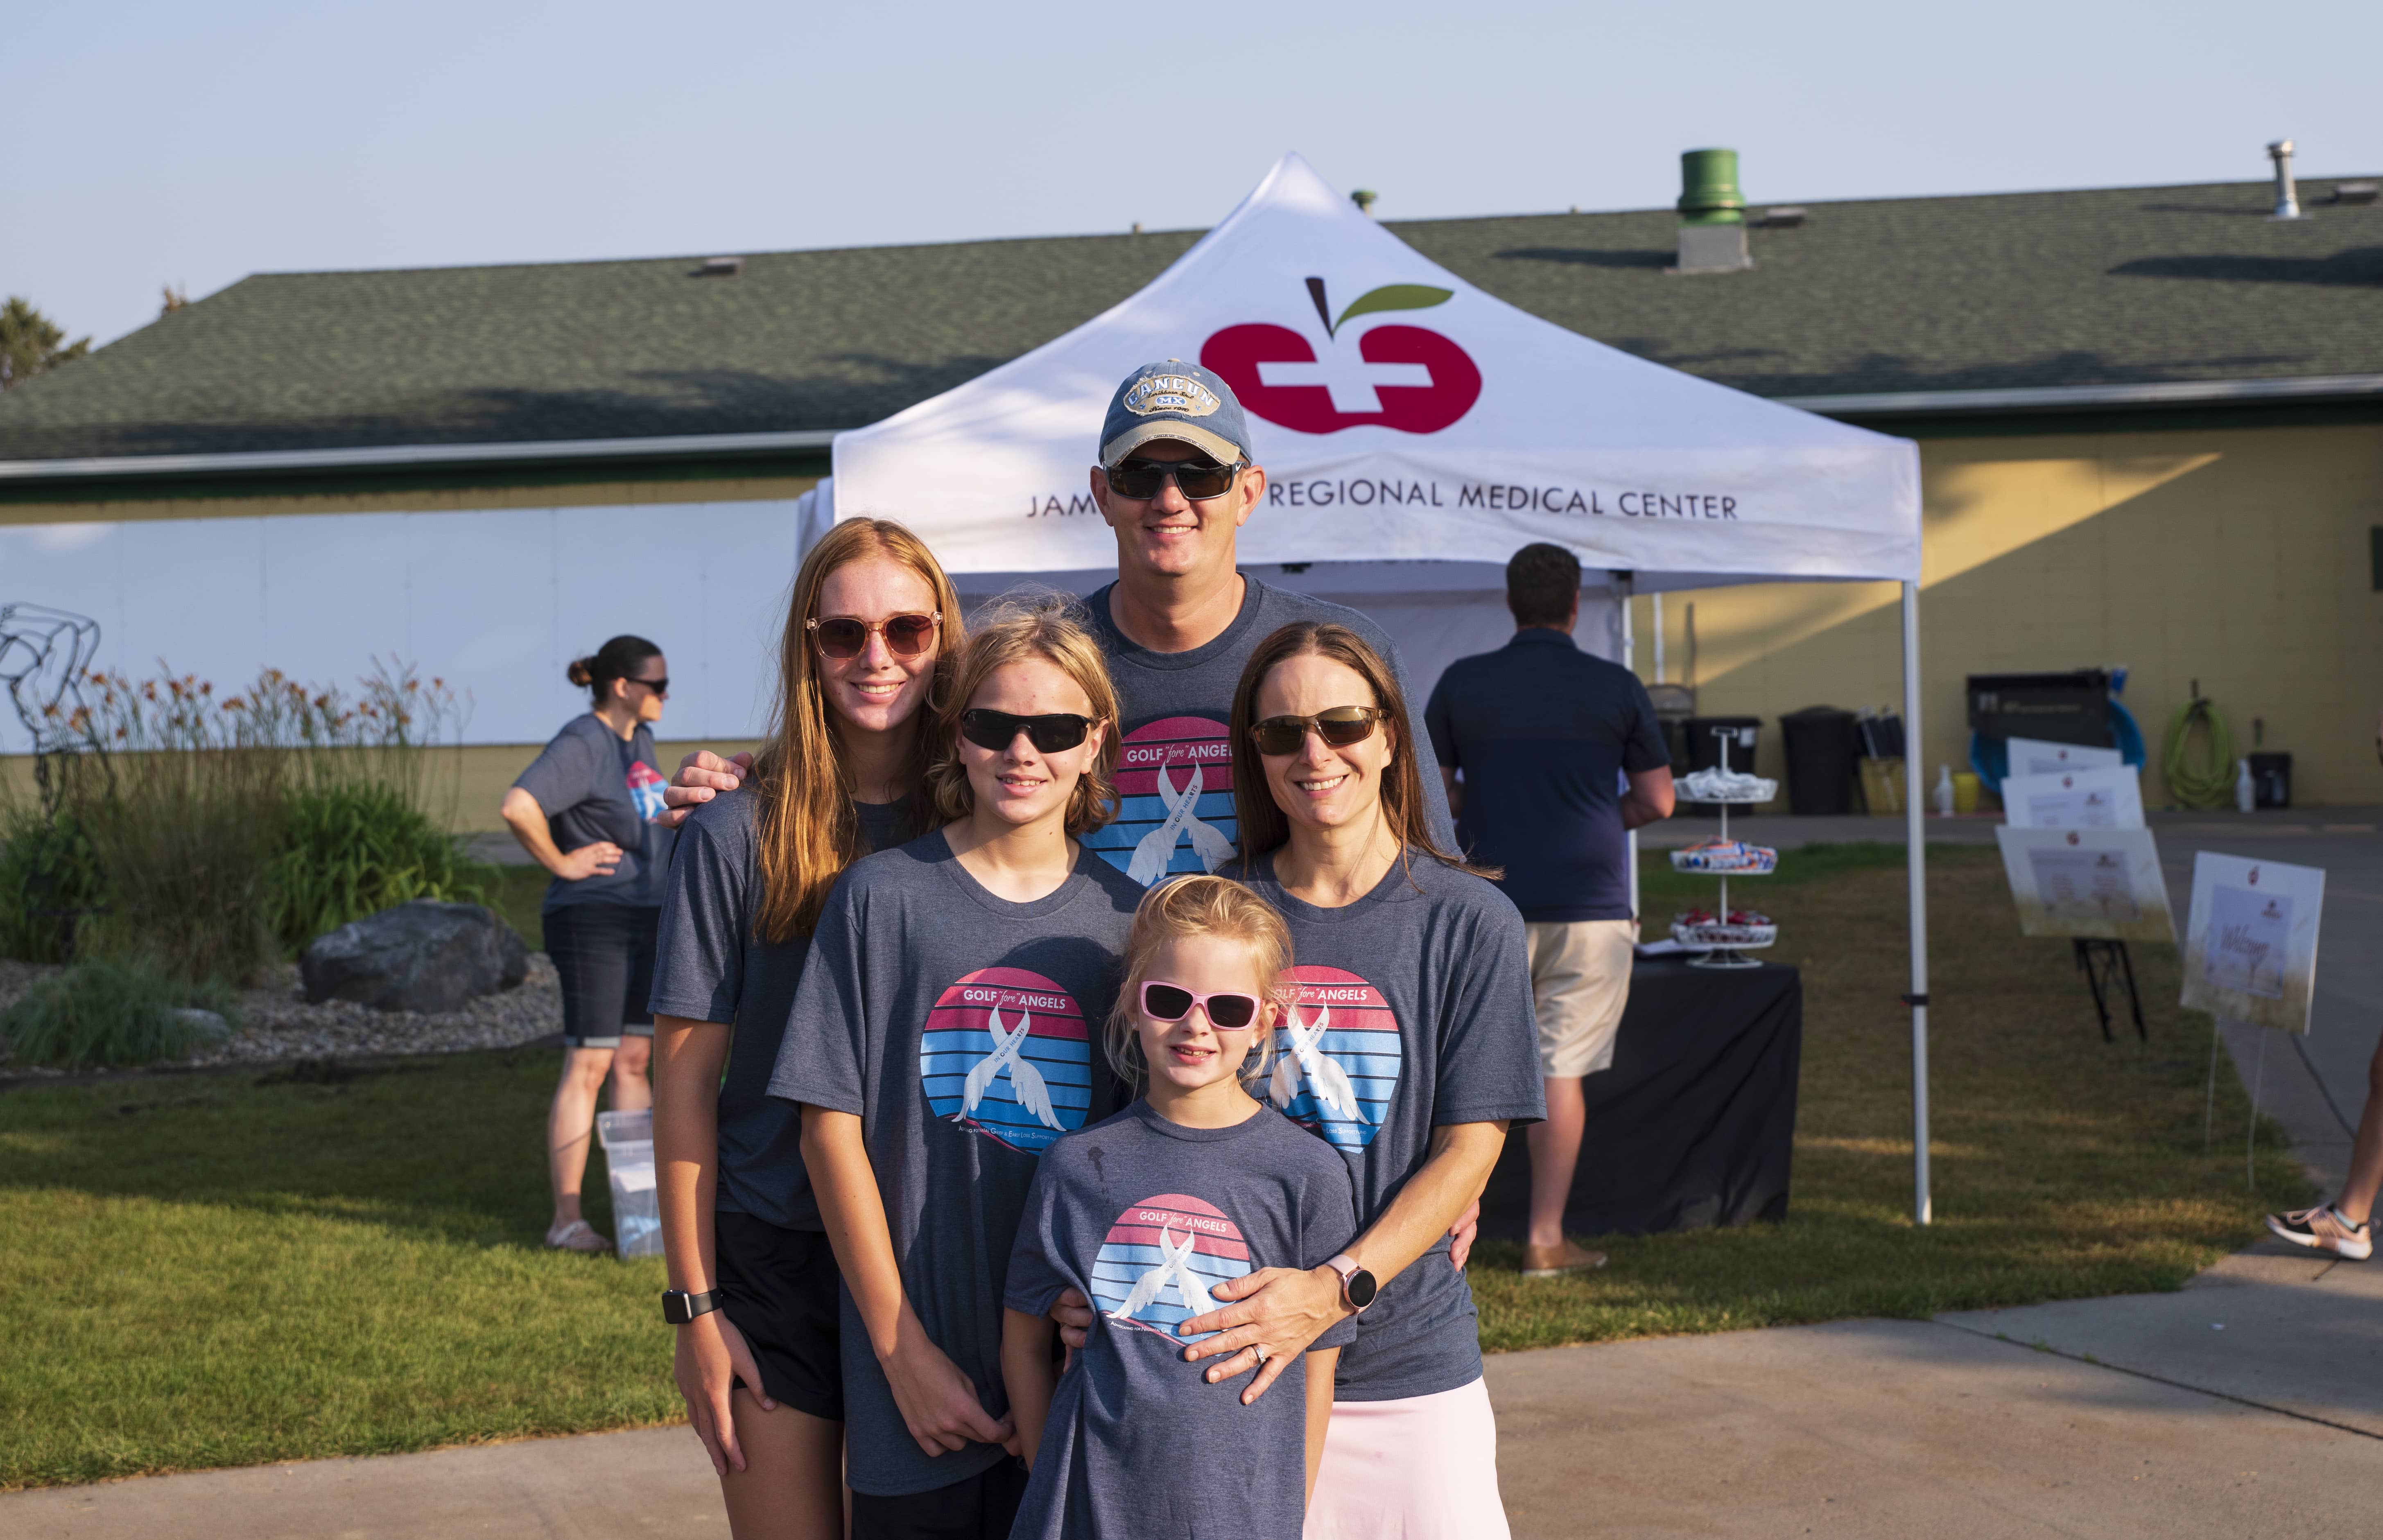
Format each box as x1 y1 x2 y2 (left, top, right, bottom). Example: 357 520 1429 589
959 1003 1061 1130
1127 761 1235 885
1109 1222 1216 1322
1268 1002 1366 1126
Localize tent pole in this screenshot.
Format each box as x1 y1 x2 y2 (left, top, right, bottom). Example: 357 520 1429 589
1617 574 1640 930
1901 580 1931 1226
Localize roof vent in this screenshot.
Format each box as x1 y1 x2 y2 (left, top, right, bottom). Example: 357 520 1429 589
2332 180 2378 206
1671 149 1751 274
696 256 745 278
1761 206 1807 229
2266 141 2305 221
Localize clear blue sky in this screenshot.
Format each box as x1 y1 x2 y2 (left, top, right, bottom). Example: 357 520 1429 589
10 0 2379 349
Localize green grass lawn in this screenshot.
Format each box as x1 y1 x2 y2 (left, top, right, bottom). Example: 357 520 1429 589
0 843 2308 1488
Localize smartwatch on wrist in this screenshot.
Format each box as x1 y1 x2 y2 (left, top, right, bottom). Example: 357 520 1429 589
661 1289 721 1325
1323 1254 1377 1314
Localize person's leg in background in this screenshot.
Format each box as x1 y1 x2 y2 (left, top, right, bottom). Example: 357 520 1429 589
607 908 661 1116
1522 919 1632 1277
2268 1029 2383 1259
549 1043 619 1249
545 903 634 1251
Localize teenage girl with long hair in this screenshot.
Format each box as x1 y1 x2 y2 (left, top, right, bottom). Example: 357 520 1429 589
648 520 962 1540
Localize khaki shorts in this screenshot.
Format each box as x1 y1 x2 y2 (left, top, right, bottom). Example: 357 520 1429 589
1524 919 1637 1078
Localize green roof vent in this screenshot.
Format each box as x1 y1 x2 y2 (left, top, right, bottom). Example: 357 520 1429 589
1671 148 1752 275
1677 149 1746 226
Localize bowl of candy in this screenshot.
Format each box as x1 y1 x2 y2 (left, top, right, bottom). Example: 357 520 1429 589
1670 907 1778 948
1669 838 1779 875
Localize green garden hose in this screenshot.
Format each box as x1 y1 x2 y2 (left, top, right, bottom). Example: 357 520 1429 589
2163 696 2235 808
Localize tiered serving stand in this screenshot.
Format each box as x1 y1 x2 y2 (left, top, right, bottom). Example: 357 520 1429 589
1669 729 1779 969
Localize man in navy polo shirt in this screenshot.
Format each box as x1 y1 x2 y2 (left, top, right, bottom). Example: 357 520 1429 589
1424 542 1673 1279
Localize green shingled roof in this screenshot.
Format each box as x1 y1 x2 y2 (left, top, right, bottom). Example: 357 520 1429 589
3 176 2378 461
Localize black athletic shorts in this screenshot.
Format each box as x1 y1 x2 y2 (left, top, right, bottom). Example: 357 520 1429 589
713 1210 843 1423
851 1457 1030 1540
543 902 660 1047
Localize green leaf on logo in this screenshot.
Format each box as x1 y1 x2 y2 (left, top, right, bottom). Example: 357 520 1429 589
1330 284 1452 336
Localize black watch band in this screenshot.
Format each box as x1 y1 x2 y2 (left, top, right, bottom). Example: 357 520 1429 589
662 1288 721 1325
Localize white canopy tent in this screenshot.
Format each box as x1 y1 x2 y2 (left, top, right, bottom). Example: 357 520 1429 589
808 154 1937 1223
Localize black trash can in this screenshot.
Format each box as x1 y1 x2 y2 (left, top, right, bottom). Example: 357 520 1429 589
1682 716 1763 815
1779 707 1861 816
2248 752 2292 810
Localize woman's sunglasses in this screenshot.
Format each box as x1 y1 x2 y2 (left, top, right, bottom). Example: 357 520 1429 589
1104 456 1246 501
1139 980 1264 1030
958 708 1094 754
1249 705 1387 757
807 612 941 660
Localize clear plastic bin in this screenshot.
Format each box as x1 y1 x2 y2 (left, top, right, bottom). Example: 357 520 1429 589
595 1109 662 1259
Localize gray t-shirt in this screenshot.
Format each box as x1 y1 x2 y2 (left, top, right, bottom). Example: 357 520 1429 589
1004 1101 1360 1540
647 790 911 1233
1242 849 1545 1402
768 830 1144 1497
512 714 675 911
1080 576 1457 889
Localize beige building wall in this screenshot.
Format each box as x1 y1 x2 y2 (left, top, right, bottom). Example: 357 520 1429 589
1628 421 2383 809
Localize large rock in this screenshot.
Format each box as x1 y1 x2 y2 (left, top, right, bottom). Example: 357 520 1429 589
301 900 529 1013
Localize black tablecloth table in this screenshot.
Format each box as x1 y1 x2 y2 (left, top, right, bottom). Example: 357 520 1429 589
1480 957 1802 1239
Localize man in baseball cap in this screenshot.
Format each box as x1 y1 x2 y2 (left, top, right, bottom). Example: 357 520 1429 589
1071 358 1454 878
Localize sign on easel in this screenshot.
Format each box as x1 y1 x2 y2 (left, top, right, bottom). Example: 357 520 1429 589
1994 826 2175 943
2005 737 2124 779
2180 853 2324 1035
2000 764 2145 830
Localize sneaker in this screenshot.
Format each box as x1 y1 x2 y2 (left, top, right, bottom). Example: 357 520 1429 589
1521 1240 1608 1279
2266 1206 2372 1260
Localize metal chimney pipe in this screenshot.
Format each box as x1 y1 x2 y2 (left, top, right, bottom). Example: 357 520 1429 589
2268 140 2304 220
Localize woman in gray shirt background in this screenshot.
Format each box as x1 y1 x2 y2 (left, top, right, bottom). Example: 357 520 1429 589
499 634 674 1254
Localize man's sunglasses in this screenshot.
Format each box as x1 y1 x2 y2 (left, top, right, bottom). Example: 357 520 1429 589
1249 706 1388 757
1104 456 1246 501
958 709 1095 754
629 676 669 697
1139 980 1264 1030
807 612 941 660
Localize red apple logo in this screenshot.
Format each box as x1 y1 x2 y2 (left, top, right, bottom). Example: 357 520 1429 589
1202 278 1482 435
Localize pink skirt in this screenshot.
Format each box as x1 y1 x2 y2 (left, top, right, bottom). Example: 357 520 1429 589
1305 1376 1511 1540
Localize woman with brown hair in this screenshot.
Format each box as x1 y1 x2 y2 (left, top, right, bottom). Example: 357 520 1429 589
648 519 961 1540
773 602 1147 1539
1050 620 1544 1539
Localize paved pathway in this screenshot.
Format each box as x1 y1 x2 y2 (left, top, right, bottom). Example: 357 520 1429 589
11 1242 2378 1539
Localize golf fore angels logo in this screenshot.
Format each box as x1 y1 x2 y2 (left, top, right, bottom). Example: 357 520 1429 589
1203 277 1482 435
919 967 1094 1154
1083 717 1237 887
1090 1193 1253 1343
1270 965 1401 1152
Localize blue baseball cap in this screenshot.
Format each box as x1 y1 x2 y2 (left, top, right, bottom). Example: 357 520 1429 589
1098 360 1253 469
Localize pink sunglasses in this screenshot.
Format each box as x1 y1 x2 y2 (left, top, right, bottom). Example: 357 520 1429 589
1139 980 1264 1031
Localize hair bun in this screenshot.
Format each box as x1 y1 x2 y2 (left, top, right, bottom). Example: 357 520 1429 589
565 657 595 686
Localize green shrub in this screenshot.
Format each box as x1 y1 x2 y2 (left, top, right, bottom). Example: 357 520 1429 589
271 782 500 953
0 808 108 964
0 954 235 1070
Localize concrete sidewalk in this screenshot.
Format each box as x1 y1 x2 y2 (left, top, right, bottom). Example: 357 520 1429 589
11 1244 2378 1539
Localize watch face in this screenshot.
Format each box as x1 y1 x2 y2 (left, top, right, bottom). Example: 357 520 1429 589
1347 1270 1378 1309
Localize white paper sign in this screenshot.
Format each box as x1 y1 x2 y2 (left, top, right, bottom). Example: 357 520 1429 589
2000 765 2145 830
1995 826 2175 942
2180 853 2323 1034
2005 736 2124 779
